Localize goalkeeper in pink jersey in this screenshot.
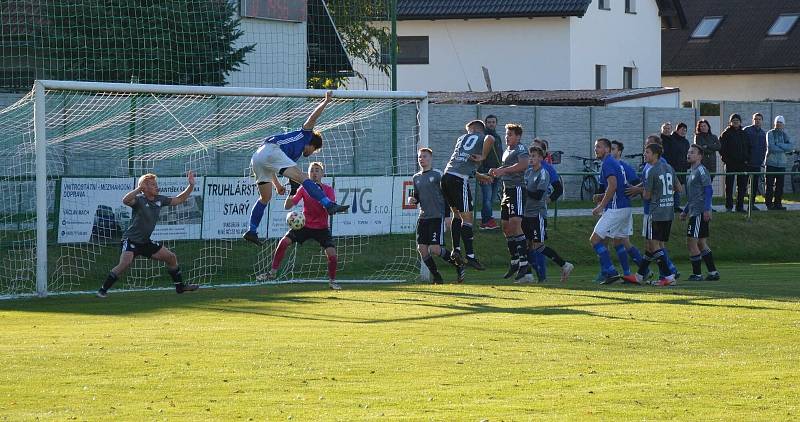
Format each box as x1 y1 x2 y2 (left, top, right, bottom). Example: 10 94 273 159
264 162 341 290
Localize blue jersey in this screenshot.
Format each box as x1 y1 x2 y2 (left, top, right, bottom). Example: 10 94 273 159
599 156 631 210
542 161 560 187
621 160 640 186
640 157 668 215
263 129 313 162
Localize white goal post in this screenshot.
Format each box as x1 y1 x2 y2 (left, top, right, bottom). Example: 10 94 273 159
21 80 429 297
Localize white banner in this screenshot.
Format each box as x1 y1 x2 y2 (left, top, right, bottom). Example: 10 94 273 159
57 178 134 243
150 177 204 241
392 176 418 234
331 176 394 236
202 177 267 240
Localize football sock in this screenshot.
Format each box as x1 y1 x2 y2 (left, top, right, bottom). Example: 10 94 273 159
506 235 518 265
690 254 702 275
593 242 616 275
249 200 267 232
541 246 566 267
167 266 183 285
327 254 337 281
451 218 462 251
422 255 438 274
515 235 528 268
101 271 118 291
272 237 291 270
462 223 475 257
701 248 717 272
653 249 671 277
301 179 332 207
534 244 546 279
627 246 643 266
637 251 653 277
615 244 631 275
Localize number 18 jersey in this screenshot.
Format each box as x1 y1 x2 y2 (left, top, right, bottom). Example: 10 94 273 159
645 160 676 222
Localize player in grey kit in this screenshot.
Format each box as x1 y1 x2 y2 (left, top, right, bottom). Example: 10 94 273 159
488 123 530 281
409 148 466 284
523 146 574 283
635 143 683 286
681 144 720 281
96 172 199 297
441 119 496 270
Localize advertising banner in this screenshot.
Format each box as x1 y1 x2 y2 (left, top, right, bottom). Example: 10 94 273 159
150 177 204 241
57 178 134 243
202 177 266 240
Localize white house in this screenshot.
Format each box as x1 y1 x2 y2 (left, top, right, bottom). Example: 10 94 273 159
349 0 685 93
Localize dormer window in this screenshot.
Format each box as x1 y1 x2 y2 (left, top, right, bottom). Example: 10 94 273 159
691 16 723 39
767 14 799 36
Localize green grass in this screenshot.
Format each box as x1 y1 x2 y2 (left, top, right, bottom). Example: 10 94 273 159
1 263 799 420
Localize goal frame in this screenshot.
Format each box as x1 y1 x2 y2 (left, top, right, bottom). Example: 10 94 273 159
32 80 429 297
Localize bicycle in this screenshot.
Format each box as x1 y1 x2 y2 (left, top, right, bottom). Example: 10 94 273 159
790 151 800 193
570 155 601 201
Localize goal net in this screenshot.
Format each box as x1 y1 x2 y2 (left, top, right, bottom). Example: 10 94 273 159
0 81 428 297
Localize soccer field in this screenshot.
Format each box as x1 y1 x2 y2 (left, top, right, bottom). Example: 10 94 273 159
1 263 798 420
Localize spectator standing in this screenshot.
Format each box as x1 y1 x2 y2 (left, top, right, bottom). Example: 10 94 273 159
719 114 749 212
660 122 673 146
743 113 767 210
665 122 691 212
478 114 503 230
693 119 721 179
765 115 795 210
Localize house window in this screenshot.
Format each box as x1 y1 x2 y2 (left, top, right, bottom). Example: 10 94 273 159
623 67 636 89
595 65 607 89
768 14 799 36
691 16 723 39
598 0 610 11
381 36 429 65
625 0 636 14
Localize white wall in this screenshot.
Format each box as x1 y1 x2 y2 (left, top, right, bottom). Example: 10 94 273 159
569 0 662 89
663 74 800 103
391 18 572 91
225 18 307 88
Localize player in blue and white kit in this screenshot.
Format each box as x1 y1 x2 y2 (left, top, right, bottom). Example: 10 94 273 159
589 138 632 284
243 91 349 246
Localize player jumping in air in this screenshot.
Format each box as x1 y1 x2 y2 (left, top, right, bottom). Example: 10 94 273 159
243 90 349 246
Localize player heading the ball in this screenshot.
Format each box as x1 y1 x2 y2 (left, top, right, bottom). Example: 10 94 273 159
243 90 349 246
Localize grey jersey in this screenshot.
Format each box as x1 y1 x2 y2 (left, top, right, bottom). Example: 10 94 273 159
645 161 676 222
524 166 550 217
500 144 529 188
412 169 446 220
685 164 712 216
123 194 172 242
444 131 487 178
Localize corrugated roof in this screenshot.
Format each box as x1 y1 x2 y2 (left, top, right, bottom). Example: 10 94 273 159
429 87 680 106
397 0 592 20
662 0 800 74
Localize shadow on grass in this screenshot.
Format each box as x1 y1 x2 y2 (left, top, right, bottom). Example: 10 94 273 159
1 263 797 325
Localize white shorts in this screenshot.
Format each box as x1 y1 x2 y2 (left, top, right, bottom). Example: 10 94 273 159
593 207 633 239
641 214 650 237
251 143 296 184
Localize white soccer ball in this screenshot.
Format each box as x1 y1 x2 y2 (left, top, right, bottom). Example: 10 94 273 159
286 211 305 230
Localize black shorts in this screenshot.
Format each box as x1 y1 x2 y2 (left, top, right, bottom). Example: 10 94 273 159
416 218 445 245
121 238 162 258
522 215 547 242
646 219 672 242
500 186 525 220
286 227 335 249
686 215 710 239
440 173 473 213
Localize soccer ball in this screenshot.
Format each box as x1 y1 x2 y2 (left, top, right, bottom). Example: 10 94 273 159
286 211 305 230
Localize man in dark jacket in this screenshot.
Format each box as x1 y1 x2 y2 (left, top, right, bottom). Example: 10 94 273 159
719 114 749 212
743 113 767 210
665 122 691 211
478 115 504 229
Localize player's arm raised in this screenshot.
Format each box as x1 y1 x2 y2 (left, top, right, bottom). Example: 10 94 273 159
170 171 196 206
122 185 142 207
303 90 333 130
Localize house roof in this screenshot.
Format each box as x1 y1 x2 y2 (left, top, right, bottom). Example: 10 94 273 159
397 0 593 20
662 0 800 75
429 87 680 106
